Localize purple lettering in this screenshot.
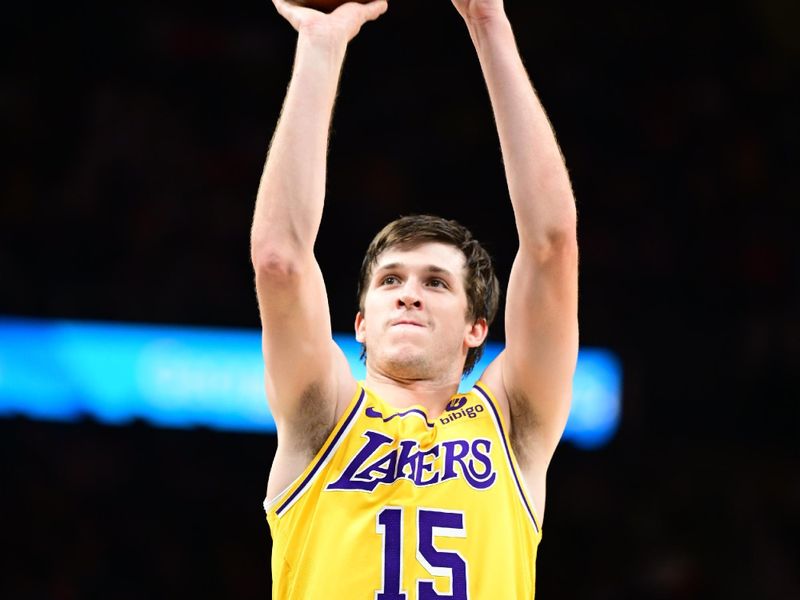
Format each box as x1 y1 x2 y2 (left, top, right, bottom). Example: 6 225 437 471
414 445 440 486
465 439 496 489
327 430 394 491
441 440 470 482
355 448 398 486
395 439 418 480
326 431 496 494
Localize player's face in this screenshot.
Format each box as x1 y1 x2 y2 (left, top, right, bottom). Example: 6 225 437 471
355 242 487 380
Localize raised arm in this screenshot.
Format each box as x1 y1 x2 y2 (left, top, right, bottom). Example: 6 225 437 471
251 0 388 480
453 2 579 515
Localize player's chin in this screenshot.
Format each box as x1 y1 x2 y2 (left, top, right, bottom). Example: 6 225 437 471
384 339 426 358
383 350 435 379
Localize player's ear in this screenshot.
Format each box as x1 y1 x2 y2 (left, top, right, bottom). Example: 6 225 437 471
465 317 488 349
355 311 366 343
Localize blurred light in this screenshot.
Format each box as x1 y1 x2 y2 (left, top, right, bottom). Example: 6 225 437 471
0 317 621 448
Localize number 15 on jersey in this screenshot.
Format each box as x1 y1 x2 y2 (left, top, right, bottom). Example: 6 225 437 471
376 507 469 600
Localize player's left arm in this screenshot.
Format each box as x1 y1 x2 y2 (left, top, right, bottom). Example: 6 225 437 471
454 2 579 514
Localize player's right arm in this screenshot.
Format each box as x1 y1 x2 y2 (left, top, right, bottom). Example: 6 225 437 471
251 0 388 492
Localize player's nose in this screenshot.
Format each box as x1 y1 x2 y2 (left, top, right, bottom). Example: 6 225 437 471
396 281 422 309
397 294 422 309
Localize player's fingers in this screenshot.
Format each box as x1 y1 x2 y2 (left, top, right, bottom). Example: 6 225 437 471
333 0 388 22
272 0 293 21
363 0 389 20
273 0 314 31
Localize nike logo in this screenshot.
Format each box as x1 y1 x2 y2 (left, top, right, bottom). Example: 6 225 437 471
365 406 434 428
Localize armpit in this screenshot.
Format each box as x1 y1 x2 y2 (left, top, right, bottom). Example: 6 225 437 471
507 390 541 470
283 382 337 458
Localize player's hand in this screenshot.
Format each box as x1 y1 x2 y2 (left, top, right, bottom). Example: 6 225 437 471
450 0 505 25
273 0 389 47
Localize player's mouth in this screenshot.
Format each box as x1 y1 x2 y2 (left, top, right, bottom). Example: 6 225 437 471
390 319 425 328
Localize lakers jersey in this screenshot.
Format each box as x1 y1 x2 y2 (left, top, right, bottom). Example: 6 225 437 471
264 381 542 599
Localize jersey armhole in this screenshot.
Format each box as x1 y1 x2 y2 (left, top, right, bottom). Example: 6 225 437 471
473 380 543 536
263 384 366 519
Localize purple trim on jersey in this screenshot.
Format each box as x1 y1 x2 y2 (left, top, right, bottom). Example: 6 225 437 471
275 388 366 517
366 406 435 428
473 385 540 534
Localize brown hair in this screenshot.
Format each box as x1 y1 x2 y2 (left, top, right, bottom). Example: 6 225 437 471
357 215 500 376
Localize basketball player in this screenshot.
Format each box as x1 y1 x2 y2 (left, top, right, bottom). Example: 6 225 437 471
252 0 578 597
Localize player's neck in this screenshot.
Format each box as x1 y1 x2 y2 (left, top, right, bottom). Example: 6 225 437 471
364 368 461 418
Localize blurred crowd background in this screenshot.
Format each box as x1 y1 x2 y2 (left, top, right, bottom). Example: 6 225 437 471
2 0 798 597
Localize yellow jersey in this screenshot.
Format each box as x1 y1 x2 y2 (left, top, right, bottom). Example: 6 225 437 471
264 381 542 599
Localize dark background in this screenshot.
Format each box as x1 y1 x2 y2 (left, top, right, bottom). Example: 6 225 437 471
2 0 798 597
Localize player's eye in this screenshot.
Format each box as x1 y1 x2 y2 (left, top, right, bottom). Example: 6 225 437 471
427 278 447 288
381 275 399 285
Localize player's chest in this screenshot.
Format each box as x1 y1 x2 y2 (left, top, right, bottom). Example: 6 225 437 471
325 401 501 495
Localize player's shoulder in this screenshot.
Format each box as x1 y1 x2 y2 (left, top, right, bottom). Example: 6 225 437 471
475 351 512 424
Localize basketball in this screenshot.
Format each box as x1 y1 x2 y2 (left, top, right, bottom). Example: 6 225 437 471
291 0 373 13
